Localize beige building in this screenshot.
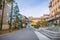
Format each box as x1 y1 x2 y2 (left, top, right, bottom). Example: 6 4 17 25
49 0 60 15
49 0 60 24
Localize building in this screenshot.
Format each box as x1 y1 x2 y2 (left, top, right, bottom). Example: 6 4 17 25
49 0 60 15
49 0 60 25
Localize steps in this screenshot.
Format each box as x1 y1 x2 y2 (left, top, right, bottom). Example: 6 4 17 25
39 28 60 40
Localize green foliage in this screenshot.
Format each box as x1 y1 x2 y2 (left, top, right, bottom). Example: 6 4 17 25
34 25 39 29
0 5 1 8
13 2 23 28
13 2 19 17
31 25 39 29
6 0 13 4
8 21 12 29
54 25 60 28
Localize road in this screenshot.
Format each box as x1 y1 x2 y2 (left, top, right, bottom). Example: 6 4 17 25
0 28 39 40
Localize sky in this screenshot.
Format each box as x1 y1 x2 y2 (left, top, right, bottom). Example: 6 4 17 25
15 0 50 17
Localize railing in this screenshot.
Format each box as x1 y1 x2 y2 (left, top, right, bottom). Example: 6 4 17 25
46 17 55 21
46 14 60 21
39 28 60 40
56 15 60 18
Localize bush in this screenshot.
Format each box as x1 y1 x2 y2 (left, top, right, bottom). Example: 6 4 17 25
33 25 39 29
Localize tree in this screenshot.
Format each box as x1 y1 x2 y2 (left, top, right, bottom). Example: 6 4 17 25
13 2 19 17
40 20 48 27
0 0 2 9
36 21 41 27
36 21 41 28
0 0 5 30
0 20 1 27
13 2 19 28
0 0 15 30
6 0 14 29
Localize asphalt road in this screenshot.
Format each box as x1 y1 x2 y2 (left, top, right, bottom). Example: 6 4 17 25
0 28 39 40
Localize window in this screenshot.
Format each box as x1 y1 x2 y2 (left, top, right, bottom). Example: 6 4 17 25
58 0 59 3
56 8 57 11
58 2 60 8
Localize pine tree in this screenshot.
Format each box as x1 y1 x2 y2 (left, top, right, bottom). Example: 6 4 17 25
13 2 22 29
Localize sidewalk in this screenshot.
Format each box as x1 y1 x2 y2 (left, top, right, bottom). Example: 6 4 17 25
0 29 20 35
34 31 51 40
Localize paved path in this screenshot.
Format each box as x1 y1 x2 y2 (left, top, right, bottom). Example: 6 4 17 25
35 31 51 40
0 28 39 40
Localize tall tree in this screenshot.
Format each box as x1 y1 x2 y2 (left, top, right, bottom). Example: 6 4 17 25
13 2 19 17
0 0 5 30
10 0 13 29
0 0 14 30
0 0 2 9
6 0 14 29
13 2 20 29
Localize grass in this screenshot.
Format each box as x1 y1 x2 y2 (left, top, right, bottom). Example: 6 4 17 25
54 25 60 28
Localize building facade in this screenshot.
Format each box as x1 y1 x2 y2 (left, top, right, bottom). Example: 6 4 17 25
49 0 60 25
49 0 60 15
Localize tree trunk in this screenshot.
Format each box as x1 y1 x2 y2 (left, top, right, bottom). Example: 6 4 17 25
0 0 5 30
9 0 13 29
59 18 60 25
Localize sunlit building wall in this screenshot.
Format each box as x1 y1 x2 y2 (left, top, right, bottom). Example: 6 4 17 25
49 0 60 25
49 0 60 15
